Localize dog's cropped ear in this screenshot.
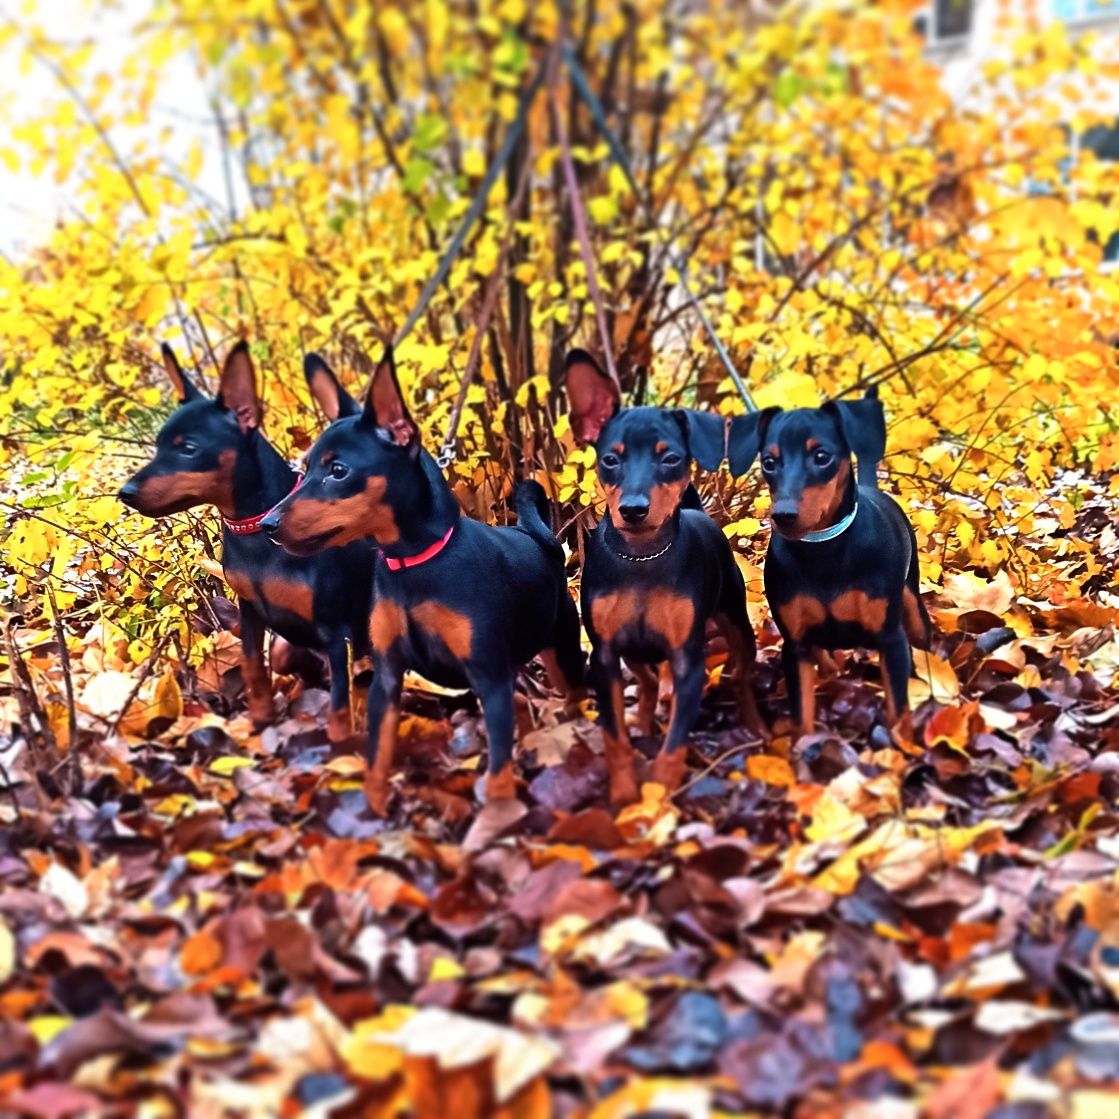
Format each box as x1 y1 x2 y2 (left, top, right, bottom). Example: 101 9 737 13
304 353 360 421
824 388 885 485
675 410 727 472
727 407 781 476
217 340 261 432
564 348 620 445
362 346 417 448
160 343 202 404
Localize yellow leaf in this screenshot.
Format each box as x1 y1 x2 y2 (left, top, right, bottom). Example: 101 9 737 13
746 754 796 787
429 956 464 981
28 1016 72 1044
909 650 960 705
805 790 867 844
209 756 255 776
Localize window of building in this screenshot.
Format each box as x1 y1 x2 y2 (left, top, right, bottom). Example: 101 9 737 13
915 1 974 44
934 0 973 38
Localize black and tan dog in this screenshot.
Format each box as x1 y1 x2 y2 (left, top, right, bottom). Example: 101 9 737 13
261 348 584 813
119 342 375 740
727 388 932 736
564 350 763 803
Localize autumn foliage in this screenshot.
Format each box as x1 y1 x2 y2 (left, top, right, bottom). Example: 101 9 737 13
3 0 1119 1115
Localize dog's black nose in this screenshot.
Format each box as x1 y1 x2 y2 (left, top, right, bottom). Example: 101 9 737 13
118 481 141 509
259 510 281 535
619 498 649 525
771 502 799 530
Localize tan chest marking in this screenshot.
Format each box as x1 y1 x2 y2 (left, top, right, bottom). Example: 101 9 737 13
779 589 889 639
260 576 314 621
645 588 696 649
590 590 639 642
369 599 407 654
778 595 828 640
225 569 255 602
829 590 888 633
591 588 695 650
412 601 473 661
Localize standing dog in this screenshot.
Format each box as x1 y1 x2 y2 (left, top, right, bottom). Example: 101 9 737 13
727 388 932 735
262 348 584 813
119 342 375 741
565 350 764 803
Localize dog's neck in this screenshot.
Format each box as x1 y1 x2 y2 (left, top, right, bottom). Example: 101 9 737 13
379 447 462 560
228 430 298 521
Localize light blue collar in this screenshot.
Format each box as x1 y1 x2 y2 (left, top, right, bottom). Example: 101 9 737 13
796 502 858 543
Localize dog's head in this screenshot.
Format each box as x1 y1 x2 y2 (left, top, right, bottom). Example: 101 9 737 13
263 348 419 555
726 389 884 540
563 349 726 542
119 341 264 517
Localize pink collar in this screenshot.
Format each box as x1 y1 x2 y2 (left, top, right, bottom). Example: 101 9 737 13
222 475 302 536
381 524 455 571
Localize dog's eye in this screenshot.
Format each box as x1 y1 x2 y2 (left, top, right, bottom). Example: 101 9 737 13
328 461 350 481
661 452 683 467
179 441 197 457
599 453 620 469
760 455 778 473
812 449 833 467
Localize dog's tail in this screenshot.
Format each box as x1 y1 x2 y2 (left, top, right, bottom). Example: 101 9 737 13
514 480 564 562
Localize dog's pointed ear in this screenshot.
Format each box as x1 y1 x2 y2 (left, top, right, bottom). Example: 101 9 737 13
727 407 781 476
362 346 417 447
304 353 360 420
824 388 885 485
160 342 201 403
675 410 727 471
217 340 261 432
564 348 619 445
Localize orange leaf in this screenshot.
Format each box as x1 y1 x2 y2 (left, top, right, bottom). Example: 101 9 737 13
180 929 223 976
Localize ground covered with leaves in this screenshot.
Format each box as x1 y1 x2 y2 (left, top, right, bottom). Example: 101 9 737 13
2 480 1119 1119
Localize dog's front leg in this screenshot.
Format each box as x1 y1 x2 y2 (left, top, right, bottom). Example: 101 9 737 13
879 628 912 734
652 649 705 794
592 647 640 807
239 600 277 729
365 653 403 816
325 630 354 743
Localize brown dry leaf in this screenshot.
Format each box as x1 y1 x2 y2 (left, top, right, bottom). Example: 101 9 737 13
942 570 1016 616
923 1053 1002 1119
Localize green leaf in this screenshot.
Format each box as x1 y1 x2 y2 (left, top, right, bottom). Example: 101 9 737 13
413 113 448 154
403 157 435 195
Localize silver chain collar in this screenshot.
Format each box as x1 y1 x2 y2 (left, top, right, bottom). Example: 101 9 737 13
613 538 674 563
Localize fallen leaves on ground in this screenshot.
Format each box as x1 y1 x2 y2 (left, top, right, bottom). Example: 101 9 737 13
2 566 1119 1117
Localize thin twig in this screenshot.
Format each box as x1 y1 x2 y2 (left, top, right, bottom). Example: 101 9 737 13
44 582 79 792
108 633 172 737
673 738 760 799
